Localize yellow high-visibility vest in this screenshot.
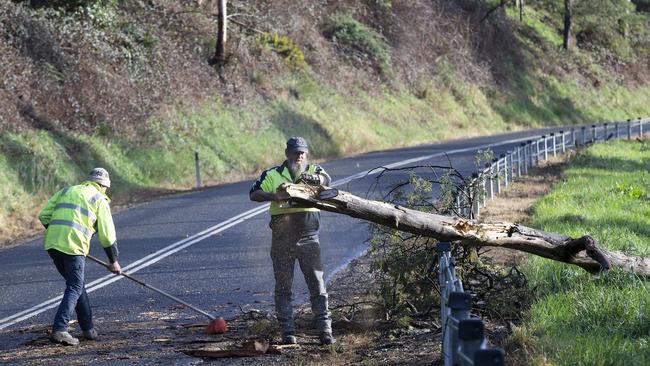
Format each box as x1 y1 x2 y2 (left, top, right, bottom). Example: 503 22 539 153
39 181 116 256
251 162 329 216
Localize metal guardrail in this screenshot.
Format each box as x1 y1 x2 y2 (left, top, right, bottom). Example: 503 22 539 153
437 242 504 366
439 117 647 365
453 117 648 218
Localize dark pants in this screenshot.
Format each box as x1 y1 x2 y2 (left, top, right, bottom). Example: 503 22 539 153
270 212 331 336
48 249 93 333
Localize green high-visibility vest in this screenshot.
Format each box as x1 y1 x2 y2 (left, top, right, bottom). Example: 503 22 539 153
39 181 116 256
251 161 329 216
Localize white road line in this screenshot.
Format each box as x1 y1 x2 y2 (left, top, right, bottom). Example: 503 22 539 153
0 135 531 329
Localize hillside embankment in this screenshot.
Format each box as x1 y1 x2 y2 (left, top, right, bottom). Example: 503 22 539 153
1 0 649 246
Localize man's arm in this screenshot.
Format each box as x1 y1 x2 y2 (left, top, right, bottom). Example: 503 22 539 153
38 190 62 228
95 199 121 274
250 189 290 202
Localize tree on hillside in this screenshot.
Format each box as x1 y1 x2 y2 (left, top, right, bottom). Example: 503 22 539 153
563 0 573 50
213 0 227 65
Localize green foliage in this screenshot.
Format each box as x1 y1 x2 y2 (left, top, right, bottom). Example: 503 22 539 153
367 171 462 316
369 228 440 315
247 319 273 336
322 15 391 74
518 140 650 365
527 0 650 60
258 33 307 71
572 0 647 60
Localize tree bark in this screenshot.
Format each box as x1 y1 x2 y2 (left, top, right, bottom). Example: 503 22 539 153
214 0 227 63
280 184 650 277
563 0 573 50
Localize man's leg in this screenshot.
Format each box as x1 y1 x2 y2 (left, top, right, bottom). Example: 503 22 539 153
48 250 85 345
297 234 334 344
271 230 297 341
76 286 94 333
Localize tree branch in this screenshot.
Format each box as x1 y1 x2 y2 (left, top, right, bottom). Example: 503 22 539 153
280 184 650 277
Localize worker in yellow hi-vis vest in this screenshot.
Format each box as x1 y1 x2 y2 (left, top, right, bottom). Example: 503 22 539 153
250 137 335 346
38 167 121 346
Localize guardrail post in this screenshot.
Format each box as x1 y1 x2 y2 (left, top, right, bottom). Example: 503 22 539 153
604 123 608 140
560 131 565 154
436 241 451 360
551 132 557 157
458 319 486 366
518 143 524 176
524 140 533 174
447 292 472 366
627 119 632 140
195 151 202 188
615 122 620 139
472 173 480 219
486 163 493 200
458 186 466 218
571 127 576 147
493 158 500 195
534 139 540 166
474 349 505 366
591 124 597 143
581 126 587 145
542 135 548 161
503 152 509 188
639 117 644 138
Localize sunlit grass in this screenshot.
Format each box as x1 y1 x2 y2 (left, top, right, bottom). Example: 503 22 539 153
516 140 650 365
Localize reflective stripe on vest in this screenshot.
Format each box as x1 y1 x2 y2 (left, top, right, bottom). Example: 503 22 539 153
49 219 94 238
89 193 103 205
54 203 97 223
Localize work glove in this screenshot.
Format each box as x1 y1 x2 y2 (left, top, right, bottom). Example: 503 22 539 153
299 172 322 185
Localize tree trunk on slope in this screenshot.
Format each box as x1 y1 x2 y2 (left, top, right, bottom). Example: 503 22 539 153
280 184 650 277
563 0 573 50
214 0 227 63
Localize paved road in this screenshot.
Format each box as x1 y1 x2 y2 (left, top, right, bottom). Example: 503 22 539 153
0 127 569 342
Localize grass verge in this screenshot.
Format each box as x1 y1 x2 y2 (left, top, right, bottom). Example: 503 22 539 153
510 140 650 365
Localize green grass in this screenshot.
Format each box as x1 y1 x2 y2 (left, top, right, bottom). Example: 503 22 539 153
1 68 649 246
514 141 650 365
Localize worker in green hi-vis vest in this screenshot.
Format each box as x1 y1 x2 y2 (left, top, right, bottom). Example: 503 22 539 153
250 137 335 346
38 167 121 346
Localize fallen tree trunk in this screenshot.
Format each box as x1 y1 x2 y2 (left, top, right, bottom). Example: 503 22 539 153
281 184 650 277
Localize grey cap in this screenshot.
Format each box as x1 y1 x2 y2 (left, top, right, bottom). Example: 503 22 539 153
88 167 111 188
286 136 309 153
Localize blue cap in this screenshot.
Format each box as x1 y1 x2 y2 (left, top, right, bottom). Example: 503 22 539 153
286 136 309 152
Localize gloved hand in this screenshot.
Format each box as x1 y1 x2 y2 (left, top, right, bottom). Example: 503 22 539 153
299 172 322 185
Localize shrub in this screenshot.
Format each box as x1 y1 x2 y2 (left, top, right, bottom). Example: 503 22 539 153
322 15 391 74
572 0 649 60
257 33 307 71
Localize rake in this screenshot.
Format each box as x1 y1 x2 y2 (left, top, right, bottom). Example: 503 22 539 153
87 255 228 334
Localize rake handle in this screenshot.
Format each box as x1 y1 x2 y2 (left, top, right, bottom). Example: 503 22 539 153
87 255 216 320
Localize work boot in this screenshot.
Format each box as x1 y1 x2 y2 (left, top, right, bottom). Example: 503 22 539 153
319 332 336 345
281 333 297 345
82 328 98 340
50 331 79 346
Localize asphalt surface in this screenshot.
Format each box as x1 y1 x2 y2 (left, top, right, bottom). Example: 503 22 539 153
0 126 588 346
